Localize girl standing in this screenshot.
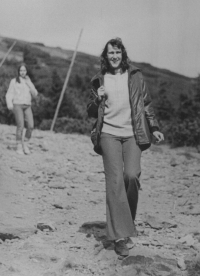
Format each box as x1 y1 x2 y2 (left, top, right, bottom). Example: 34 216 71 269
6 64 38 155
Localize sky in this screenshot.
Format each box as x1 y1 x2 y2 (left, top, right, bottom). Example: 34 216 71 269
0 0 200 77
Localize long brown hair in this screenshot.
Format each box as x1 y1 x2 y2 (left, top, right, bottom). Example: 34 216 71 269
16 63 28 83
100 38 130 75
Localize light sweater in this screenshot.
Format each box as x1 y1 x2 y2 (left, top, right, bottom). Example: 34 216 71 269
6 77 38 109
102 71 134 137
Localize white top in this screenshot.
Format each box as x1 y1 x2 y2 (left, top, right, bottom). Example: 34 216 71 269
102 71 134 137
6 77 38 109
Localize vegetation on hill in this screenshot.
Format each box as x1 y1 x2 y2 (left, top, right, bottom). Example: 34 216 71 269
0 36 200 149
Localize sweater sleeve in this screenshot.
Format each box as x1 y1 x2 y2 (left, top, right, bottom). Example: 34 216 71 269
6 79 15 110
28 80 38 98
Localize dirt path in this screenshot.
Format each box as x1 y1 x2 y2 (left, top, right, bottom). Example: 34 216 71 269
0 124 200 276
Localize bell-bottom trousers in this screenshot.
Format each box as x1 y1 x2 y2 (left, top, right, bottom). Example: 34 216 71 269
100 132 141 241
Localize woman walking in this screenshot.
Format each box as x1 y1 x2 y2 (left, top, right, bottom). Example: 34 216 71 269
6 64 38 155
87 38 164 257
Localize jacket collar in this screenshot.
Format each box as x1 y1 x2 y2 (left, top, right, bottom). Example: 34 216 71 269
91 64 140 83
128 64 141 73
91 71 103 83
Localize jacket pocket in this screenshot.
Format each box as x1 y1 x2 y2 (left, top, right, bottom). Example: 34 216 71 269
137 115 152 151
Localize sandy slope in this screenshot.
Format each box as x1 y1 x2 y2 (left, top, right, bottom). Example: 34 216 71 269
0 124 200 276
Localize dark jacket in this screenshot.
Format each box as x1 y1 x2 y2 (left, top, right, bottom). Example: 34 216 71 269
87 65 159 154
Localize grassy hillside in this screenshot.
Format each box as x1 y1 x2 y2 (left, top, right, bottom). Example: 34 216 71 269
0 36 199 148
0 36 195 104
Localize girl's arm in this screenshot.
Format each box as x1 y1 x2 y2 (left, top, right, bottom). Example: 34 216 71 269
6 79 15 110
25 77 38 97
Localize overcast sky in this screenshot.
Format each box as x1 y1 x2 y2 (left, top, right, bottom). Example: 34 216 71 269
0 0 200 77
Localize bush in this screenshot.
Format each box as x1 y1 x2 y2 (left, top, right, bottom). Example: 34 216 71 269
164 82 200 149
167 118 200 149
39 117 94 134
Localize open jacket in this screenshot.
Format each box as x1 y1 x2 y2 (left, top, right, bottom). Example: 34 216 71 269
87 64 159 155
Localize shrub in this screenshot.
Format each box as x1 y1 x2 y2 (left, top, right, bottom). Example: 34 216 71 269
39 117 94 134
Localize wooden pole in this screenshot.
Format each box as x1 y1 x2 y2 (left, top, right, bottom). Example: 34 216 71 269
0 41 17 68
50 29 83 132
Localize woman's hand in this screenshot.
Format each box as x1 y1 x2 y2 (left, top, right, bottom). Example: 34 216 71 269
8 105 13 111
24 76 38 98
25 76 32 88
97 86 106 101
153 131 164 143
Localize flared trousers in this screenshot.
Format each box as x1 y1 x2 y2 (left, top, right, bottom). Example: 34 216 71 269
100 132 141 240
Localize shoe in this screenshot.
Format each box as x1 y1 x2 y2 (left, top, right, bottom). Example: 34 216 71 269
125 237 134 249
114 240 129 257
23 145 30 155
16 143 24 155
23 143 30 155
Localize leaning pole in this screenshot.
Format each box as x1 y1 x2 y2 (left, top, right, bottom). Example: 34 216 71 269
0 41 17 68
50 29 83 132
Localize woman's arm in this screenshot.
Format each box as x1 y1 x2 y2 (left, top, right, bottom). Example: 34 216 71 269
87 86 101 118
5 79 15 110
25 77 38 97
139 72 159 133
139 72 164 142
